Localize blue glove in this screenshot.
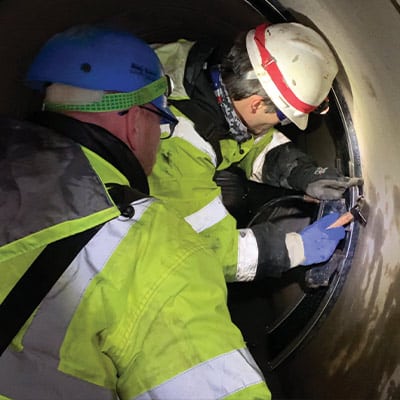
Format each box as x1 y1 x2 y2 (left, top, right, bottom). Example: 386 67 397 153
300 213 345 266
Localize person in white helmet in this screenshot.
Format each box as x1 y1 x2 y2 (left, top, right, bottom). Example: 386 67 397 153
149 22 358 281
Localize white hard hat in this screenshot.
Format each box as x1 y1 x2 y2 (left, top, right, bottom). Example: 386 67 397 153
246 23 338 130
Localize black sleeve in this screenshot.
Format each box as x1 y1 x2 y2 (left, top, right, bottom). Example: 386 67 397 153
261 142 322 191
250 222 291 279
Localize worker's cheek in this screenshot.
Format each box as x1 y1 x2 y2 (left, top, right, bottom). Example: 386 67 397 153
133 109 161 176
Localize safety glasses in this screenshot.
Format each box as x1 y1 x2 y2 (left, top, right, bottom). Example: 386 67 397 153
139 105 177 139
276 109 291 126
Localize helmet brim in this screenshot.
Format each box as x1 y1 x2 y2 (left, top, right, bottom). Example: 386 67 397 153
291 113 309 130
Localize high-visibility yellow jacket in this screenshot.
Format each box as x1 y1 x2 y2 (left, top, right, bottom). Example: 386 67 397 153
149 40 294 282
0 114 271 400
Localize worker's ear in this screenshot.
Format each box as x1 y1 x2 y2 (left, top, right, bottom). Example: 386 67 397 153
249 95 266 114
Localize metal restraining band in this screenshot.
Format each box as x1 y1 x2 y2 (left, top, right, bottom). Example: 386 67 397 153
253 23 316 113
44 76 168 112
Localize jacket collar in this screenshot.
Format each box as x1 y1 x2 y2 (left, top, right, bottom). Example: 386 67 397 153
31 111 149 194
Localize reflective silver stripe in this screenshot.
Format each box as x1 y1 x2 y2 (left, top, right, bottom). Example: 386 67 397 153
0 198 153 400
173 116 218 166
133 348 265 400
0 351 117 400
236 228 259 281
250 130 291 182
184 196 228 233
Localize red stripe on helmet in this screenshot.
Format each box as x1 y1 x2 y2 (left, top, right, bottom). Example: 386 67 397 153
253 23 316 113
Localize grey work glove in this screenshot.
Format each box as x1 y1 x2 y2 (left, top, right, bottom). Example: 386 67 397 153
305 172 364 200
287 161 363 200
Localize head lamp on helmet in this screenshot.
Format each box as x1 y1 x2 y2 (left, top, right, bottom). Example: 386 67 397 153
26 25 177 132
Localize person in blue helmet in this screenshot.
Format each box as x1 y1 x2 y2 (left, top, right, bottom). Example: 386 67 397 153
0 25 274 399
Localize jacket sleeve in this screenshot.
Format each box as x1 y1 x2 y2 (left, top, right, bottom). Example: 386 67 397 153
237 127 318 189
261 141 361 200
117 219 271 399
238 128 351 199
261 140 318 190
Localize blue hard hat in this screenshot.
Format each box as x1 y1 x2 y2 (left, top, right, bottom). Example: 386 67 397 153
26 25 177 127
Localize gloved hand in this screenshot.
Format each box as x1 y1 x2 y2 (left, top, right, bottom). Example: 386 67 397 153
300 212 345 266
305 171 364 200
262 142 363 200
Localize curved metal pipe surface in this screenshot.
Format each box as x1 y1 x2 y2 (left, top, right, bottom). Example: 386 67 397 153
1 1 399 399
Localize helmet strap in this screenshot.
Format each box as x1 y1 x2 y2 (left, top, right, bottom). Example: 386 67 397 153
253 24 316 114
44 76 168 113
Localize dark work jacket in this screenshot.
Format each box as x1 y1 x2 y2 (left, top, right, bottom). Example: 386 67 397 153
169 41 232 166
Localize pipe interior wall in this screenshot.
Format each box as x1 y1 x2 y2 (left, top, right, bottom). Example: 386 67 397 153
274 1 400 399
